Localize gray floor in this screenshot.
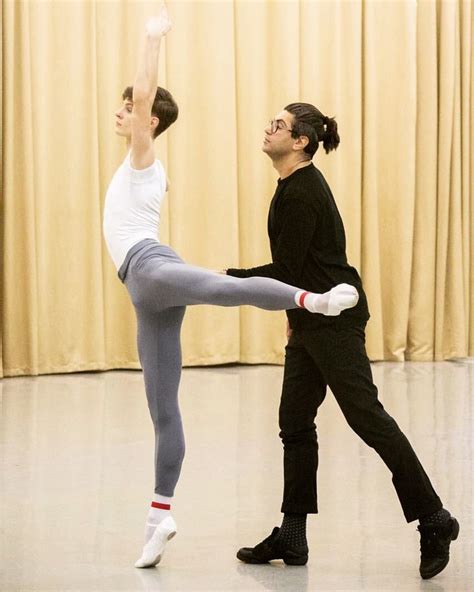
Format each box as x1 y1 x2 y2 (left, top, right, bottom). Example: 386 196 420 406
1 361 472 592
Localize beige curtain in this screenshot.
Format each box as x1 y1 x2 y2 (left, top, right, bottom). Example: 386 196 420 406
1 0 472 377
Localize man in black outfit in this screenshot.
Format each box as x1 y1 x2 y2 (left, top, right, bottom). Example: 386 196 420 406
226 103 459 579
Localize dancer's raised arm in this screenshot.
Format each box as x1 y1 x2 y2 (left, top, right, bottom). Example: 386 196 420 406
131 4 171 170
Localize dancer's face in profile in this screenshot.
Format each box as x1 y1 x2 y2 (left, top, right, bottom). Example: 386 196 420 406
114 99 159 139
262 110 296 158
115 100 133 138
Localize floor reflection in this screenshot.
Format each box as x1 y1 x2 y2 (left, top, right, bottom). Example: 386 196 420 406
1 361 472 591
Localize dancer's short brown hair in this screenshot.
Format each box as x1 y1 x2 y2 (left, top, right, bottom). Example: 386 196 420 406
122 86 179 139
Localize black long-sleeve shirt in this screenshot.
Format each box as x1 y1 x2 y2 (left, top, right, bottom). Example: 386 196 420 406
227 164 369 330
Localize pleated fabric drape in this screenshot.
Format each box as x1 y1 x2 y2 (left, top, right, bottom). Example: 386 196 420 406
1 0 472 377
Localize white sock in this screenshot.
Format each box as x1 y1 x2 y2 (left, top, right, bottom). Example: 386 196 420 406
144 494 172 543
295 284 359 316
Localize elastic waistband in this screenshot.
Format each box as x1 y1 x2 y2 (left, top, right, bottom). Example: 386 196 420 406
118 240 183 282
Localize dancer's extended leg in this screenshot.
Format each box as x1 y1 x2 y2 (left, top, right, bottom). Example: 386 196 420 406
130 259 358 314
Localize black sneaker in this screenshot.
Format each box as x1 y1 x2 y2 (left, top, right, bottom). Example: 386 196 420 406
418 516 460 579
236 527 308 566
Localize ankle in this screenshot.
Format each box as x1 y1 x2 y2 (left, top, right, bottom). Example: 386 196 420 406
295 291 328 315
419 508 450 526
279 513 308 547
149 494 172 525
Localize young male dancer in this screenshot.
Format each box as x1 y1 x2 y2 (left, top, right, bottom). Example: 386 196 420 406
226 105 459 579
102 7 358 569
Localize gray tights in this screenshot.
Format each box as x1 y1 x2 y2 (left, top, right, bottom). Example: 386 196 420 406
120 240 301 496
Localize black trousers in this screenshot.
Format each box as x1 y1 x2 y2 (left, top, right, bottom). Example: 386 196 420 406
279 321 442 523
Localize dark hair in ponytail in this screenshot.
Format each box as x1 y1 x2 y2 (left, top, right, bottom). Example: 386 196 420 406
321 115 340 154
285 103 340 156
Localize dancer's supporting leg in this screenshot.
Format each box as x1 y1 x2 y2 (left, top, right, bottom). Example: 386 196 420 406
134 305 186 568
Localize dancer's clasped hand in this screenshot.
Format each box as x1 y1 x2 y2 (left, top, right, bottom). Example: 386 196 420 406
146 3 172 38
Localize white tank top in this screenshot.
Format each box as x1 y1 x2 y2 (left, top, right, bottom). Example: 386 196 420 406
103 151 167 270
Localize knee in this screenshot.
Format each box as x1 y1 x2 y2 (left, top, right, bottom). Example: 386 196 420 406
151 407 178 431
147 394 180 429
347 411 402 447
279 405 316 434
279 421 317 445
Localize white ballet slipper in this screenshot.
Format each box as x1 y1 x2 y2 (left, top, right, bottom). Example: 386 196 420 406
134 516 177 568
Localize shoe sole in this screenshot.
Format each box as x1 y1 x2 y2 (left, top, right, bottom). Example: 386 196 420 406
283 554 308 566
420 518 460 580
236 550 308 566
236 549 268 564
152 531 177 567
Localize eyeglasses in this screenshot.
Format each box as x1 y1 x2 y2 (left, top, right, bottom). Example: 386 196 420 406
268 119 294 135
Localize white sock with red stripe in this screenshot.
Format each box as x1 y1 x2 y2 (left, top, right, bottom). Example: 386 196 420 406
144 494 172 543
295 284 359 316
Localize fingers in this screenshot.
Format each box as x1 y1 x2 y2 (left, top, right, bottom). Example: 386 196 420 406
146 3 172 38
159 1 172 32
147 19 172 38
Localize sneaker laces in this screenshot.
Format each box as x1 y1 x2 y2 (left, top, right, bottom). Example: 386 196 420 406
254 527 280 552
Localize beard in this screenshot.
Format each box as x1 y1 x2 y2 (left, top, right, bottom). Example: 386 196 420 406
262 142 290 160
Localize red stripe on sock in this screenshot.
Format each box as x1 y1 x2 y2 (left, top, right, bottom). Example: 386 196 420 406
298 291 309 308
151 502 171 510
